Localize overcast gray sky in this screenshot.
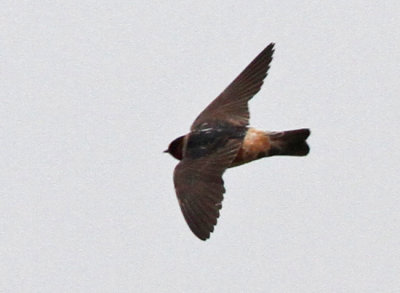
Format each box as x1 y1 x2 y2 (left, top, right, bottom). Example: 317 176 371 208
2 1 400 292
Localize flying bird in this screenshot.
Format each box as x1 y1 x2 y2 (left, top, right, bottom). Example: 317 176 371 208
165 43 310 240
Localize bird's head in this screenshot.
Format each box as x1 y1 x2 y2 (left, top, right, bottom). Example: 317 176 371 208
164 135 185 160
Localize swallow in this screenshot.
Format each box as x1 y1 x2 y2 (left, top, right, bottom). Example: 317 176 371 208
165 43 310 240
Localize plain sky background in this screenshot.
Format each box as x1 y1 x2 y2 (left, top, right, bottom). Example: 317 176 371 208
1 1 400 292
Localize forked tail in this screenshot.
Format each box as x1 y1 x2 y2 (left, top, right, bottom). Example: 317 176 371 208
268 128 310 156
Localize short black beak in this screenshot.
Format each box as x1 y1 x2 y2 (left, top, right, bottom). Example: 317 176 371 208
163 149 168 153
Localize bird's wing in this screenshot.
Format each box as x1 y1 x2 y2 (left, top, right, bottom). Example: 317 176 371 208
191 43 275 130
173 139 242 240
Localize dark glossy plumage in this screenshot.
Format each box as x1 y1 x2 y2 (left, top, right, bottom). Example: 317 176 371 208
165 43 310 240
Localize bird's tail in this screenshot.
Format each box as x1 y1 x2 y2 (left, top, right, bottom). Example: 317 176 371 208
268 128 310 156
